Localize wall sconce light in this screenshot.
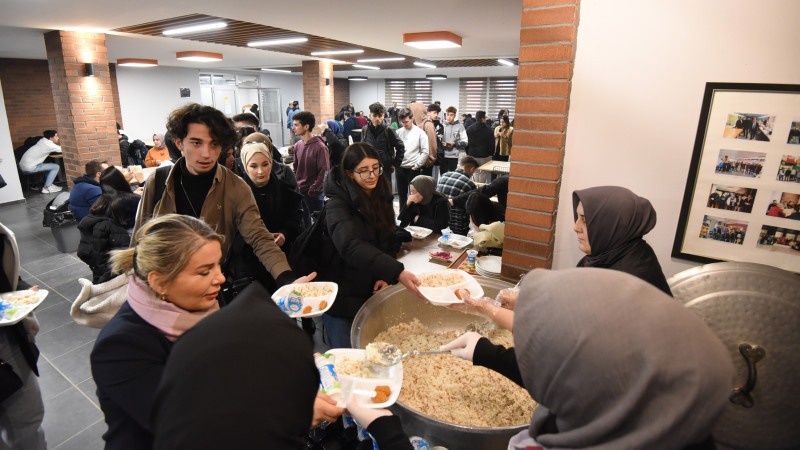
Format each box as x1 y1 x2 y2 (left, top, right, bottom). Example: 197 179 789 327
326 78 331 86
84 63 95 77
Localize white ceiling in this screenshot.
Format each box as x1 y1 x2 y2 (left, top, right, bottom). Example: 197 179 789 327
0 0 523 76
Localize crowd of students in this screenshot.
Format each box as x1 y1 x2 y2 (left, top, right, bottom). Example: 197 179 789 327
0 100 737 449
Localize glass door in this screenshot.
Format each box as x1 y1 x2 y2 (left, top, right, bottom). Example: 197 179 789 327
259 88 284 145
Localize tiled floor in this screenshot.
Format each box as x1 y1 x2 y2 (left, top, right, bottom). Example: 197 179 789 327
0 189 106 449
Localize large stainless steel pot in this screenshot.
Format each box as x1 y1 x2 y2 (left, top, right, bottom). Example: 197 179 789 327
668 262 800 450
351 277 527 450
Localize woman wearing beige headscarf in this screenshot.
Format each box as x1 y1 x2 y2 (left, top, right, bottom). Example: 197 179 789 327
144 133 170 167
225 137 303 294
444 268 734 449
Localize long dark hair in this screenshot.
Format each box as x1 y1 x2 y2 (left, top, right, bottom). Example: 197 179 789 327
100 167 134 195
340 143 396 233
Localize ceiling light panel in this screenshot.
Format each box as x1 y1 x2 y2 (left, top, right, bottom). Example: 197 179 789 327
163 21 227 36
357 57 405 63
248 37 308 47
352 64 380 70
413 61 436 68
497 58 515 66
310 49 363 56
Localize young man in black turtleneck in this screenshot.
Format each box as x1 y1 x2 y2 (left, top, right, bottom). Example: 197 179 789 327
132 103 309 288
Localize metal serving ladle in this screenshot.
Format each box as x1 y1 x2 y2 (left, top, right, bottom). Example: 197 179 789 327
366 342 450 376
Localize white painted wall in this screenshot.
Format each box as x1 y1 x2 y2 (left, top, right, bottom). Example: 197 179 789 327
432 78 459 112
349 79 383 114
553 0 800 277
0 78 24 204
259 72 303 145
116 66 202 141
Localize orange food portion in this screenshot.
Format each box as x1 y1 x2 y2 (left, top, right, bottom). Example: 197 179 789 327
455 289 468 300
375 385 391 395
319 300 328 310
372 391 388 403
302 306 312 314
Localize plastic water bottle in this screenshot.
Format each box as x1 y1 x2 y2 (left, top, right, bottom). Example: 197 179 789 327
314 353 342 402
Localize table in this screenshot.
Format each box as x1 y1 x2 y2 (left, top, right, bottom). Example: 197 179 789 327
397 232 473 273
477 160 510 174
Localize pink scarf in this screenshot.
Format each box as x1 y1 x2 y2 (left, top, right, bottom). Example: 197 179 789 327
126 275 219 342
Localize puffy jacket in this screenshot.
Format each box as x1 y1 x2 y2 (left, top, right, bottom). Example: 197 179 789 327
466 122 495 158
322 172 404 319
77 214 131 283
361 122 405 170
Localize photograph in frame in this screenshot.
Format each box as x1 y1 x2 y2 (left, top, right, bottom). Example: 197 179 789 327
672 82 800 273
764 191 800 220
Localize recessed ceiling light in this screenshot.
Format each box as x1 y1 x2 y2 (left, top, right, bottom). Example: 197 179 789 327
310 49 364 56
403 31 462 49
261 68 292 73
348 76 368 81
163 21 227 36
176 51 223 62
117 58 158 67
497 58 515 66
352 64 379 70
413 61 437 69
357 57 405 63
248 37 308 47
426 74 447 80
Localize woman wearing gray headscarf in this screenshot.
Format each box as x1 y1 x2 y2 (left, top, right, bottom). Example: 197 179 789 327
397 175 450 231
444 267 734 449
573 185 671 295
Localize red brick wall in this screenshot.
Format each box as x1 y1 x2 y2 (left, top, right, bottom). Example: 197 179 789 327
502 0 579 280
0 59 58 149
302 60 335 132
333 78 350 111
44 30 121 185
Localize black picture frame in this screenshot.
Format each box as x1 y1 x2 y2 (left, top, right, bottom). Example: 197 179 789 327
672 82 800 273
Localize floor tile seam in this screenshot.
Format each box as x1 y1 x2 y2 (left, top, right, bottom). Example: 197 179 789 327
36 277 79 305
50 418 106 449
38 354 74 399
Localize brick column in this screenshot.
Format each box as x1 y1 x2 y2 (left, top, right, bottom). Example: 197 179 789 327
502 0 580 280
301 60 335 132
44 30 121 187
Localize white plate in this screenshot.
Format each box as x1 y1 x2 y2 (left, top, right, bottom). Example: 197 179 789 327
437 234 472 249
0 289 49 326
476 256 502 274
405 226 433 239
326 348 403 409
416 269 484 305
271 282 337 318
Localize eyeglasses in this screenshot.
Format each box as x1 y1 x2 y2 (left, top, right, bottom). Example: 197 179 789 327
353 166 383 180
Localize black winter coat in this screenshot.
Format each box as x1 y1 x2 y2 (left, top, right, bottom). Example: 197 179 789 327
322 172 404 319
398 192 450 231
361 123 405 171
226 163 303 294
77 214 131 283
466 122 495 158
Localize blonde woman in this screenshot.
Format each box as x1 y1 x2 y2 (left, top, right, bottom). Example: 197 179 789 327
91 214 225 449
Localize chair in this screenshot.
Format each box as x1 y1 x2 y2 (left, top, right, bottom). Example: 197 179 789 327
14 136 46 191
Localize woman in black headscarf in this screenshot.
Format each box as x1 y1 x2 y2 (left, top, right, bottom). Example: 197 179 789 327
397 175 450 231
572 185 671 295
444 268 734 449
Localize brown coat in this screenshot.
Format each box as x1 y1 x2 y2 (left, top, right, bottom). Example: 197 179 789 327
409 102 437 167
132 160 291 279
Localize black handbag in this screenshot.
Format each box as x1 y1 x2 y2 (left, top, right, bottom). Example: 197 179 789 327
0 359 24 403
288 207 340 278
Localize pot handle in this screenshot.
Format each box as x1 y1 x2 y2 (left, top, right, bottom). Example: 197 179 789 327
729 342 765 408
